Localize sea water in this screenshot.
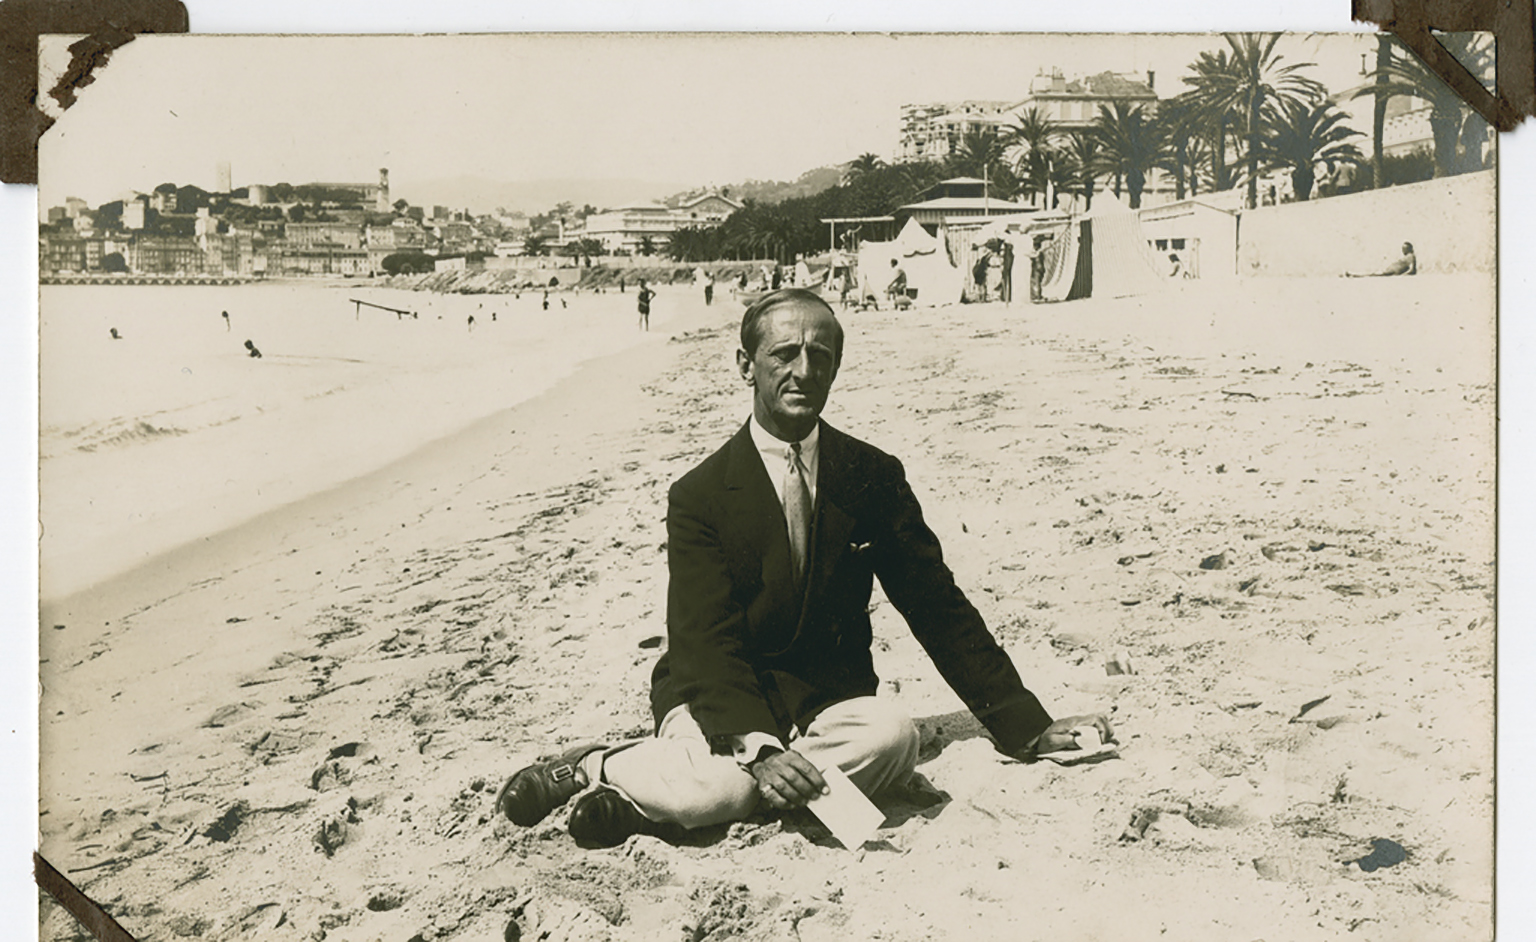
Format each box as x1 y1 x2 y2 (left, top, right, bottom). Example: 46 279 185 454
40 280 708 598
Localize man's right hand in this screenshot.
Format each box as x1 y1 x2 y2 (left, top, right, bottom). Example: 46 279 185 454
749 749 829 810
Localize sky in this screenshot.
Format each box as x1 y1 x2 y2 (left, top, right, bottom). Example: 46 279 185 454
39 31 1373 213
7 1 1536 933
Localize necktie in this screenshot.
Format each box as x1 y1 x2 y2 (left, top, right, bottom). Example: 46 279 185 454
784 442 812 581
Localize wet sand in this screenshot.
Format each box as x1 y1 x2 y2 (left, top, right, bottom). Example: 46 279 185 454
39 274 1493 941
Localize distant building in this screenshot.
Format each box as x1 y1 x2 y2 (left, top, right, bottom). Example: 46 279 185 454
365 218 430 273
894 177 1032 233
1013 69 1158 129
675 192 742 224
123 201 147 230
898 101 1016 163
433 220 475 253
128 236 204 274
285 221 364 250
47 206 68 224
64 197 87 217
376 168 390 213
40 231 89 273
217 161 232 193
582 192 742 254
248 184 269 205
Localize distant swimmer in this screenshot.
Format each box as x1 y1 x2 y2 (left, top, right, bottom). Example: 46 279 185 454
244 339 263 359
221 310 230 331
637 279 655 331
1346 242 1417 277
109 327 122 340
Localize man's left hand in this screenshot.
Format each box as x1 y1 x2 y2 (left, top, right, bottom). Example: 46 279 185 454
1027 713 1114 758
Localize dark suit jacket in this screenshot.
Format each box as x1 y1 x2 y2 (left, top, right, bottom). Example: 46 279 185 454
649 420 1053 757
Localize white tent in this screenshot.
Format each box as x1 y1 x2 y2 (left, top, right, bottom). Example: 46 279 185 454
856 217 965 306
1039 192 1167 302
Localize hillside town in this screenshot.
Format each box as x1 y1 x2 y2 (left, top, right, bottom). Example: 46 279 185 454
39 39 1489 283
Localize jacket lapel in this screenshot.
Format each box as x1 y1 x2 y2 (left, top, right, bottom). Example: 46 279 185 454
799 423 859 625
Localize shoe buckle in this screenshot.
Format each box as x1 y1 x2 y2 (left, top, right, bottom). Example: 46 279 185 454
550 762 576 783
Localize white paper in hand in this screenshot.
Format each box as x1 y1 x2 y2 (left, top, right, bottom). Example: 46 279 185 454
806 764 885 850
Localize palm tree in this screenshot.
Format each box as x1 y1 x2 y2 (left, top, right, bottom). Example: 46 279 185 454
1355 32 1493 178
947 127 1010 184
844 152 884 183
1176 48 1241 193
1253 98 1365 200
1090 103 1167 209
1156 96 1207 201
1002 107 1060 207
1181 34 1325 208
1225 33 1327 207
1058 131 1105 210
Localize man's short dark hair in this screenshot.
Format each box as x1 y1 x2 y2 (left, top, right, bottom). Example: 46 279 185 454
740 288 842 362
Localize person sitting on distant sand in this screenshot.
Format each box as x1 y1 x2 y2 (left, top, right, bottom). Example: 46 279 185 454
497 288 1111 848
243 339 262 359
1346 242 1417 278
637 280 655 331
221 310 230 331
109 328 121 340
886 258 910 310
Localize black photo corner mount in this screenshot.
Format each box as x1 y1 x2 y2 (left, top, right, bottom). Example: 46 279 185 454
1353 0 1535 131
0 0 189 184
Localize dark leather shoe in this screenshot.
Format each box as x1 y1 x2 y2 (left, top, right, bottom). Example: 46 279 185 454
568 787 650 848
497 743 606 827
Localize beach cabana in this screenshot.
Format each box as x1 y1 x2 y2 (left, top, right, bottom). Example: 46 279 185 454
1039 192 1167 302
855 217 965 306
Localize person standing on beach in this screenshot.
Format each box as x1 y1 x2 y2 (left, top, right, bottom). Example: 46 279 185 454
542 290 550 311
637 280 655 331
999 239 1015 304
886 258 908 309
972 250 991 303
221 310 230 331
468 314 477 331
704 272 715 307
498 288 1110 848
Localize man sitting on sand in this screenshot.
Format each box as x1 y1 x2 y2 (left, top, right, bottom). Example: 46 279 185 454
498 288 1111 848
1346 242 1416 277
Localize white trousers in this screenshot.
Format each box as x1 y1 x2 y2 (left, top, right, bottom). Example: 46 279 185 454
602 697 920 829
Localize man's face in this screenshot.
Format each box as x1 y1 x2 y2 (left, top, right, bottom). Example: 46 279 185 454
738 301 840 440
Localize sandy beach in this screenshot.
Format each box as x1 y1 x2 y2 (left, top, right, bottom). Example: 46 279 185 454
39 273 1494 941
